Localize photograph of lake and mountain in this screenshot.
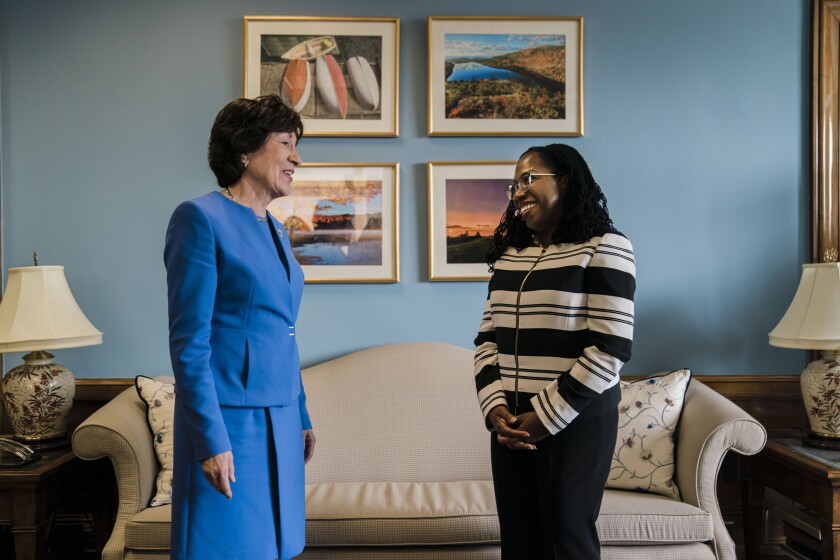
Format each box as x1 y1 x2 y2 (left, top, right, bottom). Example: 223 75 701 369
444 34 566 120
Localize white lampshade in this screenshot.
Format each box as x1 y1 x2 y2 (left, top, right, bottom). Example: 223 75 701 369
769 263 840 350
0 266 102 352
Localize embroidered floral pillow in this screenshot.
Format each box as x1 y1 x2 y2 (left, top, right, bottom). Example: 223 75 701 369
607 369 691 499
135 375 176 507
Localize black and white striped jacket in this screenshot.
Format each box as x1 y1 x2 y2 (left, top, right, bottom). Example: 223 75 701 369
474 231 636 435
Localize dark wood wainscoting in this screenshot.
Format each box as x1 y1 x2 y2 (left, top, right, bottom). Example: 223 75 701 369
58 374 809 440
67 378 135 434
694 375 808 437
0 374 806 436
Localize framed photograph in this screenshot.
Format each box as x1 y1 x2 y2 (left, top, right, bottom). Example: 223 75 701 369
427 16 583 136
244 16 399 137
428 161 515 281
267 163 399 283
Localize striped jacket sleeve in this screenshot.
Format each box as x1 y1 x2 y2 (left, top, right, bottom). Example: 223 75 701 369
474 284 508 426
531 233 636 435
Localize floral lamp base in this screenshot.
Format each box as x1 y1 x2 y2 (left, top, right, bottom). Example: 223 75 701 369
1 351 75 442
801 352 840 450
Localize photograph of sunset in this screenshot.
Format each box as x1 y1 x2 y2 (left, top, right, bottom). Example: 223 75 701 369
445 178 509 263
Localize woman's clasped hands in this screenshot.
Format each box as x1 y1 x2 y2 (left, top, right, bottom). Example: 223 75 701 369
487 405 550 450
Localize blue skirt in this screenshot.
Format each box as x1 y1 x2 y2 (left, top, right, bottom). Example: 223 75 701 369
170 404 305 560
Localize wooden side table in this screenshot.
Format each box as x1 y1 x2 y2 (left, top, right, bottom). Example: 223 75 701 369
741 438 840 560
0 447 114 560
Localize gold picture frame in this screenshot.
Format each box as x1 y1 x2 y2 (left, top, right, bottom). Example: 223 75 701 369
428 161 515 281
813 0 840 263
244 16 399 137
268 162 399 283
427 16 583 137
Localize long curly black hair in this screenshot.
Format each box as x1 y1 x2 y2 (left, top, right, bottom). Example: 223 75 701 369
486 144 614 270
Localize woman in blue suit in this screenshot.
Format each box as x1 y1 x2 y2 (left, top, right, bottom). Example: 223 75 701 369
165 95 315 559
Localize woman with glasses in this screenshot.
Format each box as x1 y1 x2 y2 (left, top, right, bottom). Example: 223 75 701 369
474 144 635 559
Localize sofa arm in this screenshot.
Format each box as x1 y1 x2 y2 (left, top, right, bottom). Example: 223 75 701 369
72 385 158 560
675 380 766 560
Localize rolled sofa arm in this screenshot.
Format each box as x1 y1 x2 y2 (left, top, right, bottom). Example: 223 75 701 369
72 385 158 560
675 380 767 560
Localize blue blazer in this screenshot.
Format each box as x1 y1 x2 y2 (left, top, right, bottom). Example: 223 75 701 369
165 191 311 461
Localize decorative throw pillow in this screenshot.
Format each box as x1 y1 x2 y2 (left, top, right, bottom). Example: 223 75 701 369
135 375 176 507
607 369 691 499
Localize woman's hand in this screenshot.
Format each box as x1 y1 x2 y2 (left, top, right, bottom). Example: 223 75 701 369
201 450 236 499
487 405 536 451
497 411 549 447
303 429 316 464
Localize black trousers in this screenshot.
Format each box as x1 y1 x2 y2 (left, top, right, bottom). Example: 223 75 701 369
490 409 618 560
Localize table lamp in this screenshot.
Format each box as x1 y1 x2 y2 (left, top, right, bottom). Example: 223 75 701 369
0 256 102 449
769 262 840 449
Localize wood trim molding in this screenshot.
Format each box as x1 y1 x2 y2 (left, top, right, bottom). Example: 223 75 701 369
76 377 133 394
66 378 134 432
0 375 809 438
66 375 804 436
813 0 840 262
693 374 800 397
71 375 802 398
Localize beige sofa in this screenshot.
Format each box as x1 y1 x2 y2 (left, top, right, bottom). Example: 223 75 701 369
73 342 766 559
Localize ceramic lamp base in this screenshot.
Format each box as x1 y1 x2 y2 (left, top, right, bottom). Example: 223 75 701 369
800 352 840 446
1 351 75 441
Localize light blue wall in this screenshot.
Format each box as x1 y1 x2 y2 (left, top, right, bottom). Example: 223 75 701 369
0 0 809 377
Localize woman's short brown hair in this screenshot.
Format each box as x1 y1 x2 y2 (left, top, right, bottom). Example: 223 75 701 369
208 95 304 188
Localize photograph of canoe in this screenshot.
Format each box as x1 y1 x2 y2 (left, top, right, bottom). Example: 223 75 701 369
261 34 382 120
444 34 566 120
444 178 509 264
267 180 383 266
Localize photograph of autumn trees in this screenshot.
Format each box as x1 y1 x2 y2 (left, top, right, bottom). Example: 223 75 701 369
444 34 566 120
268 180 383 266
445 178 509 263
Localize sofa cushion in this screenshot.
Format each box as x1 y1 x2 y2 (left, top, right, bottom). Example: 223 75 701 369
598 489 713 544
125 504 171 551
305 480 499 547
122 486 713 551
134 375 176 507
608 369 692 499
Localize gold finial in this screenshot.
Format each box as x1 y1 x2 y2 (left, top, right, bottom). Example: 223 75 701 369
33 251 38 266
824 247 838 263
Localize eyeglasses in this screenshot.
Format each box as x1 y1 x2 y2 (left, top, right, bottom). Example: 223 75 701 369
504 172 557 200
